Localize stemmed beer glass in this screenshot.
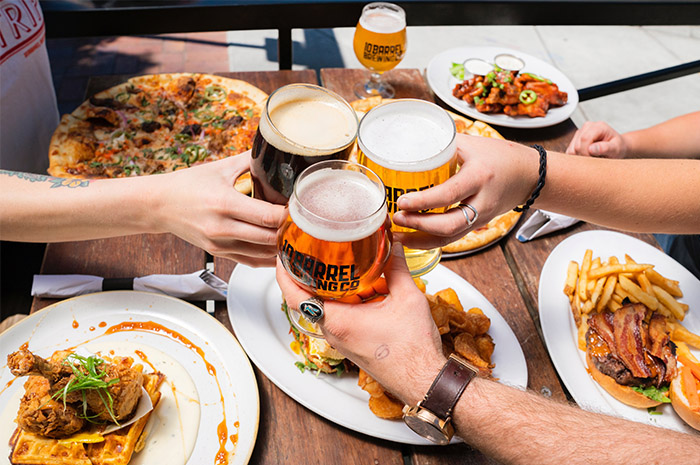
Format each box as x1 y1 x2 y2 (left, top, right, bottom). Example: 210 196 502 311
353 2 407 99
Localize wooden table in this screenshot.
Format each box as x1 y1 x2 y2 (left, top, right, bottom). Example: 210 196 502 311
30 68 657 465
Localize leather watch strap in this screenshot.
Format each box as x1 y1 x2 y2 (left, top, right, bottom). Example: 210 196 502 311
421 355 477 420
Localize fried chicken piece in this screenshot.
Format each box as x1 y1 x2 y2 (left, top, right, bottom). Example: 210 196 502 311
85 356 143 422
523 80 568 106
8 349 74 383
17 376 84 438
8 349 143 423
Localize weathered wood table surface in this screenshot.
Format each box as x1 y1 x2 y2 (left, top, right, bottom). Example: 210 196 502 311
29 68 657 465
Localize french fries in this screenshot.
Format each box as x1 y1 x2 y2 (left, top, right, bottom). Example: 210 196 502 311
564 249 688 318
563 250 699 350
668 320 700 349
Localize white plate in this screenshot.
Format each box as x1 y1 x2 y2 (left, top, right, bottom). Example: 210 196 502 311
539 231 700 434
0 291 259 464
227 264 528 445
426 46 578 129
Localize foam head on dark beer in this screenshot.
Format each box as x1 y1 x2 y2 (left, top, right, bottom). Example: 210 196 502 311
261 86 358 155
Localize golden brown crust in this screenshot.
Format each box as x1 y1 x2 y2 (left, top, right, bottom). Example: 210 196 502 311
670 370 700 431
442 210 522 253
10 371 165 465
586 353 662 409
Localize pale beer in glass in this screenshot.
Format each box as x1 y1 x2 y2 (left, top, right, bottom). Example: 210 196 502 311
278 160 391 300
353 2 406 98
357 99 457 276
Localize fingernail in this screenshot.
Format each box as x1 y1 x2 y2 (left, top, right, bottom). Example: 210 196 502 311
393 211 405 223
397 194 413 209
590 144 600 155
392 241 404 255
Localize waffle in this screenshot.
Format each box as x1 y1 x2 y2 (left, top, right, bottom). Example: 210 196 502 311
9 427 91 465
10 372 165 465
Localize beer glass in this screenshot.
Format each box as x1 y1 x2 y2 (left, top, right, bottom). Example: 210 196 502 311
357 99 457 277
352 2 406 99
251 84 358 204
278 160 392 336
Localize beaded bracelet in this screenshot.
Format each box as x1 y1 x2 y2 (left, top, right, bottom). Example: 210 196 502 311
513 145 547 213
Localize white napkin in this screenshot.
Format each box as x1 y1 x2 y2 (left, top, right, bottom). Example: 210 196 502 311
516 209 580 242
31 269 227 301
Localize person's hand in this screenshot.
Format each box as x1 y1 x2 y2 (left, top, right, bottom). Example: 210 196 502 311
565 121 628 158
276 243 446 405
153 151 287 266
391 134 538 250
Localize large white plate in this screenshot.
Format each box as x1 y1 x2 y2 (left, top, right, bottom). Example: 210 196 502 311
426 46 578 128
539 231 700 434
0 291 259 464
227 264 527 445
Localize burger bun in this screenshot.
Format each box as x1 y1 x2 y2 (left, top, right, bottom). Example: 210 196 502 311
586 353 663 409
669 369 700 431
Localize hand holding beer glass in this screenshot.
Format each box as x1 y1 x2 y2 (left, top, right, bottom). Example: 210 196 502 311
278 160 392 338
353 2 407 99
357 99 457 277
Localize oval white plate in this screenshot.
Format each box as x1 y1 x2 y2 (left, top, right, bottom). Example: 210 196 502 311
0 291 259 464
426 46 578 128
538 231 700 434
227 263 527 445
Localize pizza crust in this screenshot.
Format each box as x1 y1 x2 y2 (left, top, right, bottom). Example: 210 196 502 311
442 210 522 253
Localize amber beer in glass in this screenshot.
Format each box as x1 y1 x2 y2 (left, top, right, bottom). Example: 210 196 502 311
251 84 358 204
357 99 457 277
278 160 391 303
353 2 406 98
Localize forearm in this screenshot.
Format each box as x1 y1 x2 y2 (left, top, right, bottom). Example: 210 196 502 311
0 171 162 242
533 152 700 233
451 378 700 465
623 112 700 159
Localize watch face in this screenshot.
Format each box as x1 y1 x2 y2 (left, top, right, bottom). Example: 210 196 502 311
404 414 450 445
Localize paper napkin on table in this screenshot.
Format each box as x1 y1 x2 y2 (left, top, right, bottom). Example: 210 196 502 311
31 269 227 301
516 209 580 242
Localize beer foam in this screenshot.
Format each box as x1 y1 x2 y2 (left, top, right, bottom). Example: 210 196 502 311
358 99 456 172
260 85 357 156
360 10 405 33
290 169 387 243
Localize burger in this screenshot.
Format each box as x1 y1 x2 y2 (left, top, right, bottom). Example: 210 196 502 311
283 302 352 375
585 302 677 408
669 344 700 431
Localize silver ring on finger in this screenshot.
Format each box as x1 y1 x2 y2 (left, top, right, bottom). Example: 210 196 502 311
298 296 325 324
458 203 479 228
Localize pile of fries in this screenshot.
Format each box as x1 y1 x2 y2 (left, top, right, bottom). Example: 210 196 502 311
359 279 495 419
564 250 699 351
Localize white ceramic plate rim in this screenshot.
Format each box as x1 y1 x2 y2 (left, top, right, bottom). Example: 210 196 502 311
538 231 700 434
0 291 260 464
426 45 579 128
227 263 528 445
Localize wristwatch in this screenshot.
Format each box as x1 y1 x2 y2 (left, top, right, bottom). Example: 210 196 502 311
403 354 478 445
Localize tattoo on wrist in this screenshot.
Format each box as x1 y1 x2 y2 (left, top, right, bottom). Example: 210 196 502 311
374 344 390 360
0 170 90 188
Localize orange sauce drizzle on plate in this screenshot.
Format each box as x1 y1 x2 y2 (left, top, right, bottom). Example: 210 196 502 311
104 321 231 464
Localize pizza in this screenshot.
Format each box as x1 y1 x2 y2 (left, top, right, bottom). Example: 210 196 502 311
350 96 520 254
48 73 268 193
442 210 521 253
